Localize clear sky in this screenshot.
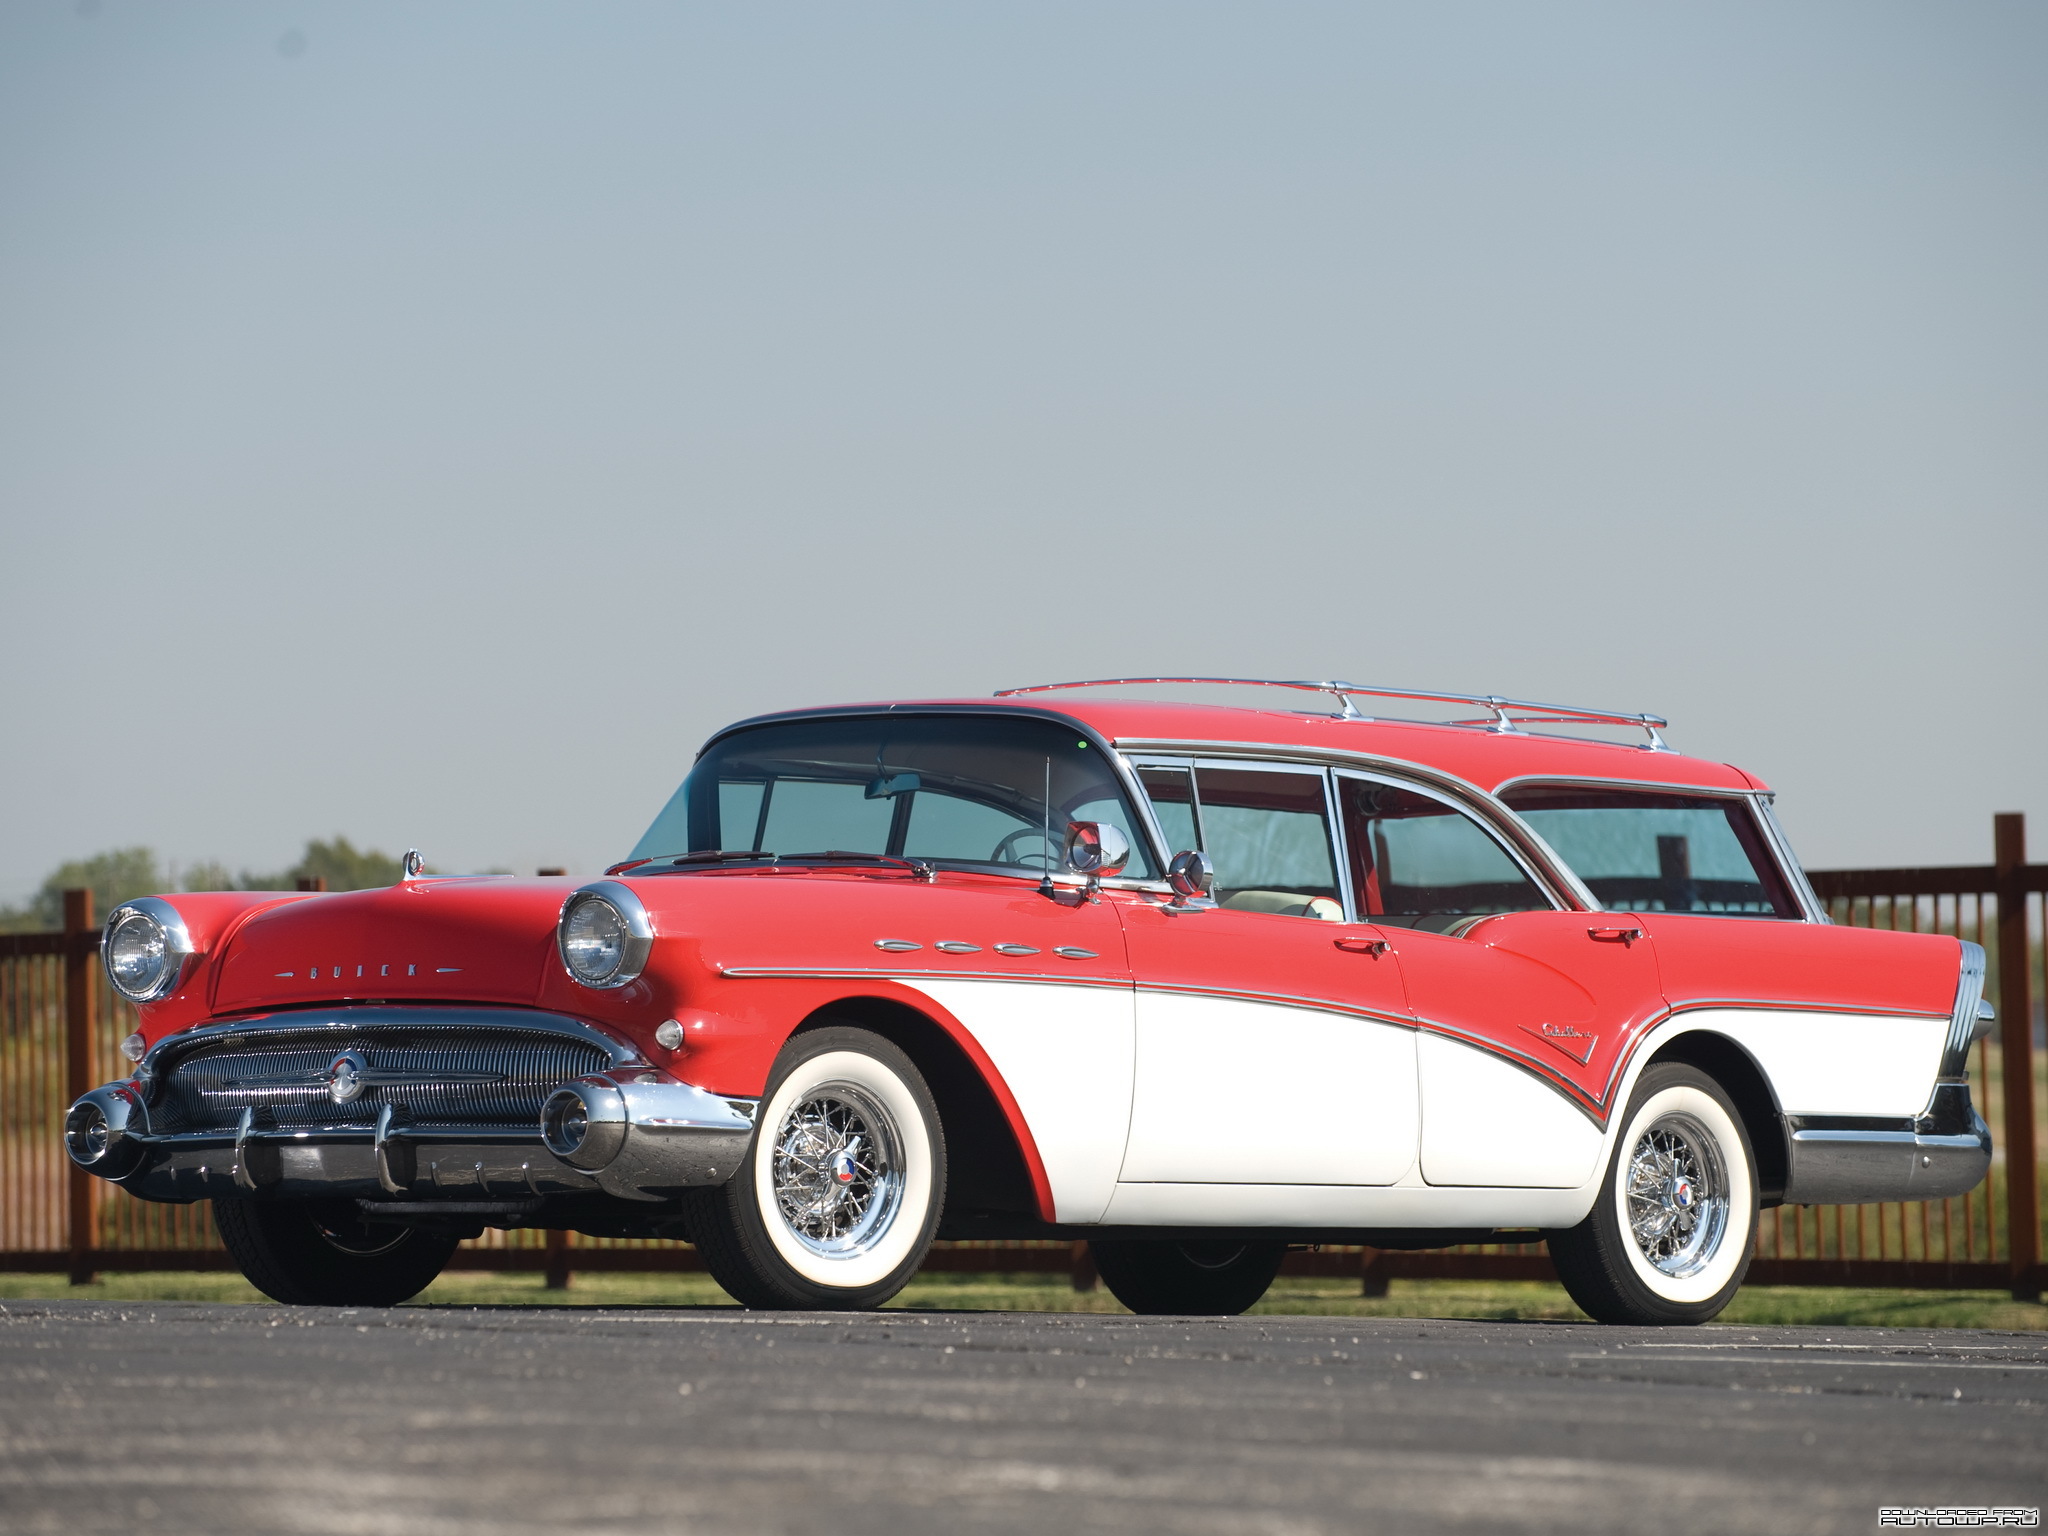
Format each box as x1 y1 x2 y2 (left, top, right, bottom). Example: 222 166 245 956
2 1 2043 901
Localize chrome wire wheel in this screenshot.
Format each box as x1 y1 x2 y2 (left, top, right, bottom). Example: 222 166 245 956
769 1082 905 1260
1623 1111 1729 1280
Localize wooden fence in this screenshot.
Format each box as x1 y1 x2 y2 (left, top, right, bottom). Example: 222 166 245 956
4 816 2042 1301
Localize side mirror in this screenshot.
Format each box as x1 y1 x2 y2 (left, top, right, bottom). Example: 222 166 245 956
1062 821 1131 879
1167 849 1214 900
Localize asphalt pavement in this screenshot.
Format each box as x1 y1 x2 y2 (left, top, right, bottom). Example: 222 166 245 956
2 1299 2043 1535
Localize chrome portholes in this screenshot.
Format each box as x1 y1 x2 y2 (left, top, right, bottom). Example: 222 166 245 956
1623 1111 1730 1280
769 1082 906 1261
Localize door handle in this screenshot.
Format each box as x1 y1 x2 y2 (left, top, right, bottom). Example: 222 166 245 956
1587 926 1642 946
1334 936 1390 956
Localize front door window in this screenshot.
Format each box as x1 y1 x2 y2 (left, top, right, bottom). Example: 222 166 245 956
1137 763 1342 920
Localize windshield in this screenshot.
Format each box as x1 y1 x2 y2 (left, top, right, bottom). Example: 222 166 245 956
629 714 1160 879
1500 785 1798 918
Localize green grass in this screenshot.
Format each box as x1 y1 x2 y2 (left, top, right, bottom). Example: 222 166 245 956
4 1269 2042 1330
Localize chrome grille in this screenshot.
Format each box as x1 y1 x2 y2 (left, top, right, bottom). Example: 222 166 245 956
153 1031 611 1135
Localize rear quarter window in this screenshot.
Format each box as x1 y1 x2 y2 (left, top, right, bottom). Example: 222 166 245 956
1500 785 1798 918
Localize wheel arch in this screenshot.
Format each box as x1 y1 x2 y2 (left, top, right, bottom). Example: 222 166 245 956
786 995 1049 1222
1641 1029 1789 1206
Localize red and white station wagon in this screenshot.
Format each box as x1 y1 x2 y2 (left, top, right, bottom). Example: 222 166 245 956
67 679 1992 1324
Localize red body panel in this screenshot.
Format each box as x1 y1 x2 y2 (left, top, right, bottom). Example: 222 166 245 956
1118 904 1408 1025
1640 914 1957 1019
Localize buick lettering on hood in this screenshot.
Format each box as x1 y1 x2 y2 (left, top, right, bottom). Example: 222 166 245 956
66 679 1993 1322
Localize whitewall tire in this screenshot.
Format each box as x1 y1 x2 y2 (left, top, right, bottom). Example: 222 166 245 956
1547 1062 1757 1325
686 1026 946 1310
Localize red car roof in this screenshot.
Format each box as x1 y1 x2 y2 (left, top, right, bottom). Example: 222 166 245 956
754 696 1763 797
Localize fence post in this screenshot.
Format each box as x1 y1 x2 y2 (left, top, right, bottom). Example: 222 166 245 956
1993 814 2040 1302
63 889 96 1287
1069 1240 1098 1293
544 1229 571 1290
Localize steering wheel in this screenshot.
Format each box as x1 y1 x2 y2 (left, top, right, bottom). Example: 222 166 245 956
990 828 1055 869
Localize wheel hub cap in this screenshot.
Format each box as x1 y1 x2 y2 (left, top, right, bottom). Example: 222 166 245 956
770 1085 905 1260
1624 1112 1730 1280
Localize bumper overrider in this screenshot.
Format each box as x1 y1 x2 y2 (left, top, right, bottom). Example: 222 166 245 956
63 1007 757 1205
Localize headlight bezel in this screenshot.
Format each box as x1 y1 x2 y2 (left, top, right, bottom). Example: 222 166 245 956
101 897 198 1004
556 881 654 990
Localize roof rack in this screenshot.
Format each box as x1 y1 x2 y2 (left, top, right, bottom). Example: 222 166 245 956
993 676 1670 751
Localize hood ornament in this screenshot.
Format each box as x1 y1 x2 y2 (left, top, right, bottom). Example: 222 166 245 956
401 849 425 880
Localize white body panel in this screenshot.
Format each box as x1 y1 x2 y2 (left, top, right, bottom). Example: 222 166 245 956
901 978 1135 1224
1099 1179 1594 1230
1417 1032 1605 1188
1119 992 1419 1185
1666 1008 1948 1117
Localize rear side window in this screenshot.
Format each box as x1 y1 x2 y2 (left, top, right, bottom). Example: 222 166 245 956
1337 777 1550 929
1500 785 1798 918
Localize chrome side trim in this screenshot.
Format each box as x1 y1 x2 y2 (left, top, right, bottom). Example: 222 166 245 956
1655 996 1948 1023
716 965 1131 990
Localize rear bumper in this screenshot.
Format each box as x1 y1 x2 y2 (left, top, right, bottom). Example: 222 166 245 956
1780 1083 1992 1205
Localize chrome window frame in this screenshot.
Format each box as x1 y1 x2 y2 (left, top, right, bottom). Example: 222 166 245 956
1113 737 1596 912
1488 773 1821 923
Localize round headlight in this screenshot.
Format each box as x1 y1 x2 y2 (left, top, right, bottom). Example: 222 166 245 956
102 898 196 1003
556 882 653 990
562 898 627 982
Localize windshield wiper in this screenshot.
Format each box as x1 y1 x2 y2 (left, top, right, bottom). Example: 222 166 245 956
664 850 778 866
780 851 936 881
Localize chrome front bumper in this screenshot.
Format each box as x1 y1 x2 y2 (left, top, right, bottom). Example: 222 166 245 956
63 1007 758 1205
1780 1083 1993 1205
69 1070 758 1204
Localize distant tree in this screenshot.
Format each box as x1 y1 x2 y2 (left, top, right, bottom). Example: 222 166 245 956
0 847 166 932
1 838 424 930
178 861 240 892
241 837 411 892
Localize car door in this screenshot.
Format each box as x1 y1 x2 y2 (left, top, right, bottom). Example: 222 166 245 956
1333 771 1664 1188
1113 759 1419 1190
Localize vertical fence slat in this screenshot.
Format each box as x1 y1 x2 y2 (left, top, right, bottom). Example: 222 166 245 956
62 891 95 1285
1994 816 2041 1299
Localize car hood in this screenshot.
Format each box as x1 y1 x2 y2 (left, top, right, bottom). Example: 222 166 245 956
210 879 567 1014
